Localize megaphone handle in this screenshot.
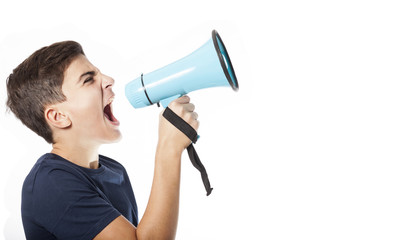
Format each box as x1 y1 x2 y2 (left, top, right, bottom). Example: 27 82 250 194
162 107 213 196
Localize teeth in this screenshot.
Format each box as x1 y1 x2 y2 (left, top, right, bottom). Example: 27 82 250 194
107 97 114 105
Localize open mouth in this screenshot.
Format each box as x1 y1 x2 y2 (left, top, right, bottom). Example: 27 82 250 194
104 97 120 125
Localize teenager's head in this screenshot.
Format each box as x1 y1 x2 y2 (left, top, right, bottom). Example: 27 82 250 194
6 41 121 146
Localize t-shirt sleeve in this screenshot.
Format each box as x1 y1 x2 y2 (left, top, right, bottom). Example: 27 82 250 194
32 166 121 240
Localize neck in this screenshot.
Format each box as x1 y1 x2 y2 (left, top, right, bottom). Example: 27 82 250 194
51 141 100 169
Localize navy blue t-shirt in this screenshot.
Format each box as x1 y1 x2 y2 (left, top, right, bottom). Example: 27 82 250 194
21 153 138 240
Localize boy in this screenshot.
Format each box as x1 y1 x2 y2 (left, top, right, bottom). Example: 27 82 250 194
6 41 199 239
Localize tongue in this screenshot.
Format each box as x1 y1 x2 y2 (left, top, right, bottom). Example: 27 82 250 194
104 104 114 122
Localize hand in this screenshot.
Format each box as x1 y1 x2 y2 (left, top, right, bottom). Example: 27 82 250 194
158 95 199 154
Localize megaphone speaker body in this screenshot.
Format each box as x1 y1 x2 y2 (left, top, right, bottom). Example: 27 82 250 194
125 30 239 108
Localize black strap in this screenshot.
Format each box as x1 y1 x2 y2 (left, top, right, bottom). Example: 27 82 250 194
163 107 213 196
186 144 213 196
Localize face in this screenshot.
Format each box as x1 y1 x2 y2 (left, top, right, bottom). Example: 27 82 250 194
57 54 121 146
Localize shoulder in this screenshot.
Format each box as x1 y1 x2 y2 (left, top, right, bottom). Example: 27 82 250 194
22 154 123 238
22 153 96 202
22 153 102 231
24 153 90 185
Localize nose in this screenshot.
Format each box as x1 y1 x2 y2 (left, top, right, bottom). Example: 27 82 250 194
102 74 115 89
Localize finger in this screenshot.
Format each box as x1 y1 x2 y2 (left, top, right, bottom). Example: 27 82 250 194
192 120 200 131
185 112 199 127
192 111 198 120
185 112 199 130
183 103 195 112
173 95 190 104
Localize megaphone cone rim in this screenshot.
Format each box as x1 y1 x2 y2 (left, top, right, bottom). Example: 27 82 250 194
212 30 239 91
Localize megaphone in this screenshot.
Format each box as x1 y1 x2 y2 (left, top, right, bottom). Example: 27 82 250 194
125 30 239 108
125 30 239 196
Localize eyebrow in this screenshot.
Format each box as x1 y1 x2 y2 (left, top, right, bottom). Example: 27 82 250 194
78 71 97 84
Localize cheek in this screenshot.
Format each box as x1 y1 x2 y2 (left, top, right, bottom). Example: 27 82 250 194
69 93 103 125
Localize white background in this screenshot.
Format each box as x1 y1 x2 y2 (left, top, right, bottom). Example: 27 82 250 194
0 0 392 239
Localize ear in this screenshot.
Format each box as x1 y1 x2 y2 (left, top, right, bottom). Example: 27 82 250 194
45 107 71 129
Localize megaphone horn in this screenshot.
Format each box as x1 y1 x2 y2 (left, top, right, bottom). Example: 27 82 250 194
125 30 239 108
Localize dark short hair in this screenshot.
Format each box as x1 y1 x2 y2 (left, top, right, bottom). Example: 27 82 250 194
6 41 85 143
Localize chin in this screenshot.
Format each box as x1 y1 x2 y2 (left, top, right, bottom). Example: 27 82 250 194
108 130 122 143
112 132 123 143
99 129 122 144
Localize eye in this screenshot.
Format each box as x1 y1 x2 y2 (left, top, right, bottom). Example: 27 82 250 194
83 77 94 84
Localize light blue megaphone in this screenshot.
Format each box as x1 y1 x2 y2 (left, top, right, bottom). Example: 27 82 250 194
125 30 239 108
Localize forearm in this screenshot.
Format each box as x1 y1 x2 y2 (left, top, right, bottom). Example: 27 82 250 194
136 142 182 240
136 96 197 240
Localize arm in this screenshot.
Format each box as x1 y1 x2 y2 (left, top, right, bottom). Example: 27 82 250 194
94 96 198 240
